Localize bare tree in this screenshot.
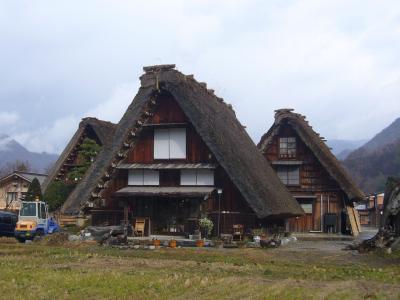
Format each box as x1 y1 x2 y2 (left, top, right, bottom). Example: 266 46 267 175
0 160 32 177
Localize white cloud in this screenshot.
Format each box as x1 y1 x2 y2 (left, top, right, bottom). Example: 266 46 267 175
12 84 137 154
0 111 19 126
0 135 13 151
13 115 80 154
86 83 138 123
1 0 400 151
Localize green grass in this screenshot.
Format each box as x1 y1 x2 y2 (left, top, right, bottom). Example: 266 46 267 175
0 241 399 299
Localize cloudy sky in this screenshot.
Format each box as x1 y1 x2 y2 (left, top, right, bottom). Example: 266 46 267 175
1 0 399 154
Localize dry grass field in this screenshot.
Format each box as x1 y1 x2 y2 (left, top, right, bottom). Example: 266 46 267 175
0 237 399 299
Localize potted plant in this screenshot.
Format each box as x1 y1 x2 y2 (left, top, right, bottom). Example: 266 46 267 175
195 239 204 247
169 239 177 248
198 217 214 239
153 238 161 247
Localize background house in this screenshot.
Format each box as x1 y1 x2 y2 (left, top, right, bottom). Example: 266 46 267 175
0 171 47 211
355 193 384 226
258 109 364 235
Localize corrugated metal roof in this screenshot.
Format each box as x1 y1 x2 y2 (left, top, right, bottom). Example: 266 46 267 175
115 186 215 197
0 172 47 186
117 163 216 170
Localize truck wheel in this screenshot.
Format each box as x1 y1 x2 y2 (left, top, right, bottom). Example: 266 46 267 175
16 238 25 243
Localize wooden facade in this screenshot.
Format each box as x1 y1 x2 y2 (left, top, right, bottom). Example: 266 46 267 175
60 65 303 234
259 109 364 235
0 172 47 211
96 95 257 236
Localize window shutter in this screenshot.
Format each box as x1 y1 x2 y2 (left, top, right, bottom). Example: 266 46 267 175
169 128 186 159
196 169 214 185
143 170 159 185
181 170 197 185
128 170 144 185
154 129 170 159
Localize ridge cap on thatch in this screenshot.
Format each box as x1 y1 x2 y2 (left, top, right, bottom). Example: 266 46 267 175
258 109 365 202
61 65 303 218
41 117 117 192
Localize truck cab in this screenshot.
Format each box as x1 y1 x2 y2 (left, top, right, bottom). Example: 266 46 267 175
15 200 59 242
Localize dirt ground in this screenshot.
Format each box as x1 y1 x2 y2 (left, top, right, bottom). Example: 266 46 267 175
0 237 399 299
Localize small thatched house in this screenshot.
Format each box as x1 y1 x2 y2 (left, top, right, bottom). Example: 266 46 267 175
59 65 302 236
42 117 117 192
258 109 364 235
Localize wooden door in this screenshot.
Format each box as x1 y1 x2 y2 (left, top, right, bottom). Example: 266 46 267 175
289 198 314 232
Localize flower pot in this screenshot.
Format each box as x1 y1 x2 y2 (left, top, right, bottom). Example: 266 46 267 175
169 240 177 248
196 239 204 247
153 239 161 247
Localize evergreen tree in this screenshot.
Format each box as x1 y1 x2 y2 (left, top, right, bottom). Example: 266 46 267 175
25 178 43 202
67 138 101 182
43 181 75 211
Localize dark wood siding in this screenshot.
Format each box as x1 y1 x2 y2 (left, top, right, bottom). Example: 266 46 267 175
98 95 259 235
264 124 346 233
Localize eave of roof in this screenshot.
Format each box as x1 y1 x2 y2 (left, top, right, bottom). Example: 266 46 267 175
117 163 217 169
115 186 215 197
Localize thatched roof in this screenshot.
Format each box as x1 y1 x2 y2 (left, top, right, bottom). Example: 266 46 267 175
258 109 365 202
61 65 303 218
42 118 116 192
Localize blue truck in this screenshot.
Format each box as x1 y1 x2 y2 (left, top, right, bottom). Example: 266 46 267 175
14 200 60 242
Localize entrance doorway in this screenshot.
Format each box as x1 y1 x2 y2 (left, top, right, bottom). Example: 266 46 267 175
289 197 315 232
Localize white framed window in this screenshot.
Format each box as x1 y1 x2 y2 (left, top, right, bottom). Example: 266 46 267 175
277 166 300 185
279 137 296 158
128 170 159 185
154 128 186 159
181 169 214 186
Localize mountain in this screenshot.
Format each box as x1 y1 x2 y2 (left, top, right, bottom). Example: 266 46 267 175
342 118 400 194
346 117 400 159
327 139 367 159
0 134 58 175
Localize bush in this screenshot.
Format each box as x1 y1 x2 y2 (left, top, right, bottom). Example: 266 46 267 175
199 217 214 237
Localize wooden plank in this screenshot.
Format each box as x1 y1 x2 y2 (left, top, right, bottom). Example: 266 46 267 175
353 207 362 233
346 206 359 236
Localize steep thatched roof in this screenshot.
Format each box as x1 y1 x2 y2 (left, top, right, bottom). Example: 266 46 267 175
258 109 365 202
61 65 303 218
42 118 116 192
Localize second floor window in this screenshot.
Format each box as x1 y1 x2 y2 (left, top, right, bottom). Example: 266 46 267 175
128 170 160 185
154 128 186 159
181 169 214 186
277 166 300 185
279 137 296 158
